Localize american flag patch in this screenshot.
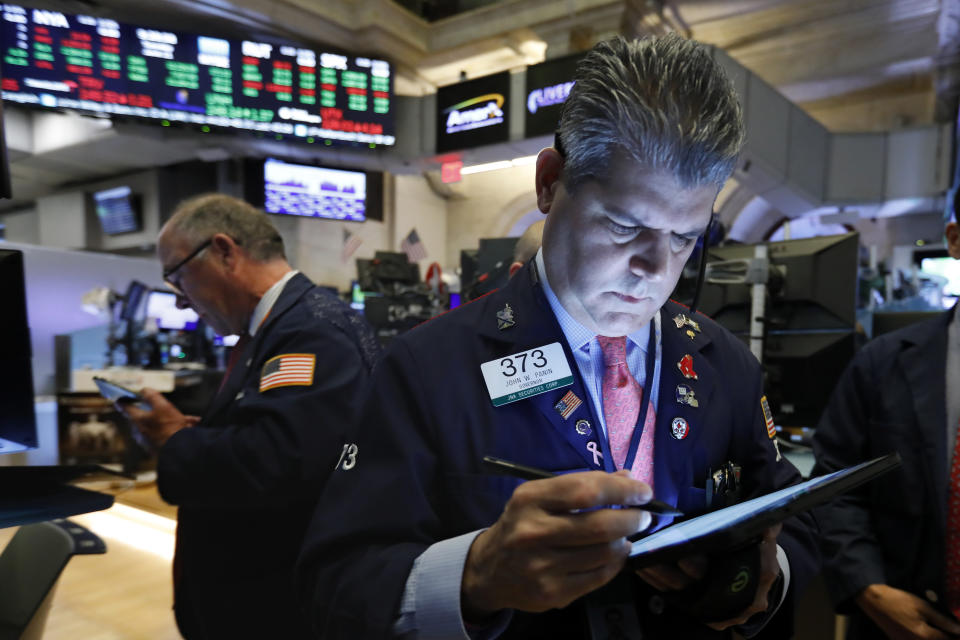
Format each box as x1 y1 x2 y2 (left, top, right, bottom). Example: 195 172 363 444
760 395 776 439
554 390 582 420
259 353 316 392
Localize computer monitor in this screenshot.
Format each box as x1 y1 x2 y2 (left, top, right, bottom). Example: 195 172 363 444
460 250 479 298
462 238 519 301
763 331 857 428
93 186 142 235
118 280 149 323
0 249 38 454
697 232 859 334
262 158 371 221
918 253 960 307
145 290 200 331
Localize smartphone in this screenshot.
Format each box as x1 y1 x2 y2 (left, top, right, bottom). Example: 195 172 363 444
93 376 153 412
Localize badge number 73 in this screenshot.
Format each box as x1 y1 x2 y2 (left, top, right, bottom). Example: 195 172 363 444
481 342 574 407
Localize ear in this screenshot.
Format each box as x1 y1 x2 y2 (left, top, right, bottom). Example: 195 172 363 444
535 148 563 214
947 222 960 259
508 261 523 278
211 233 241 270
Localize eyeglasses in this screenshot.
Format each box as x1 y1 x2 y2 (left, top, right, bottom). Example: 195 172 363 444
163 238 212 294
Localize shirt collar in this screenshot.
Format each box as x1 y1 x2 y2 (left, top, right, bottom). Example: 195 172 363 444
248 269 298 337
535 249 650 353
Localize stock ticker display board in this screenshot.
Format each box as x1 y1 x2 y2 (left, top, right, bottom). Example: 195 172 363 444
0 4 395 146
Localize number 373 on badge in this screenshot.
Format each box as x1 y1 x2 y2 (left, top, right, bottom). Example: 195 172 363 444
480 342 574 407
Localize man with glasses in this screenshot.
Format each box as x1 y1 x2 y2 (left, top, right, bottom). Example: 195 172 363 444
121 193 380 639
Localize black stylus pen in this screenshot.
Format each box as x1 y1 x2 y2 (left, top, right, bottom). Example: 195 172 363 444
481 455 684 516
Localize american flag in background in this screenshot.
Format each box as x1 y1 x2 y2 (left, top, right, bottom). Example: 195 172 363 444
259 353 316 392
401 228 428 262
341 227 363 263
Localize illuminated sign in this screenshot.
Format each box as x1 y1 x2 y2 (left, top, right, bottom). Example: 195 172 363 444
527 81 573 114
524 52 582 139
0 4 395 146
444 93 504 134
440 160 462 183
435 71 510 153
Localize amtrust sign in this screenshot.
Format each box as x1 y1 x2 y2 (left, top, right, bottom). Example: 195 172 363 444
435 70 509 152
444 93 505 134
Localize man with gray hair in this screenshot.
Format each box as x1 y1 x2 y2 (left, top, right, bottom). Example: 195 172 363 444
122 193 380 639
298 35 817 639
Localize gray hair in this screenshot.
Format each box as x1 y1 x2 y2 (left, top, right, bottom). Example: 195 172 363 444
556 34 745 191
166 193 285 262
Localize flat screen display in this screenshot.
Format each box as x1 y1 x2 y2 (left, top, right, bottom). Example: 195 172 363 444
435 71 510 153
921 256 960 300
145 290 199 330
93 185 140 234
524 52 581 138
264 157 366 221
0 4 395 146
0 249 37 453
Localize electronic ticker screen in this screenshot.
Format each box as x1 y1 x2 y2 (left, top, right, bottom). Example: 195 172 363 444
264 157 366 221
0 4 395 145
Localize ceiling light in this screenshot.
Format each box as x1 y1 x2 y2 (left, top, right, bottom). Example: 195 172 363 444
460 160 513 175
511 155 537 166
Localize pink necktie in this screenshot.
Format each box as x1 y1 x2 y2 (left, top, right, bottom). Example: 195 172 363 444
597 335 655 488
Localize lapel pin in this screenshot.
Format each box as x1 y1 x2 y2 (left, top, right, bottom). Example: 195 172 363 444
671 417 690 440
675 384 699 408
554 390 583 421
672 313 701 334
575 419 592 436
686 330 696 340
586 440 603 465
496 303 515 330
677 354 698 380
761 395 782 461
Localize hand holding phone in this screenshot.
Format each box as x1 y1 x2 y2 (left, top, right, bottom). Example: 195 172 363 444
93 376 153 412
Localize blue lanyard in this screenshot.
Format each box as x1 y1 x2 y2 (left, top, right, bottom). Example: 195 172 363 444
595 311 662 474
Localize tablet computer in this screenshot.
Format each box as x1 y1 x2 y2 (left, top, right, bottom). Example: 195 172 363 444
628 453 901 568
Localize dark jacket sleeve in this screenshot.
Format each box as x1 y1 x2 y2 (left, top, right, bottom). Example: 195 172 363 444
723 331 821 638
157 317 372 509
296 338 447 638
810 344 888 611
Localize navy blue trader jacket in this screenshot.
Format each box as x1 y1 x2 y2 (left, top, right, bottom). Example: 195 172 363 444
158 272 380 639
297 262 818 639
812 309 953 639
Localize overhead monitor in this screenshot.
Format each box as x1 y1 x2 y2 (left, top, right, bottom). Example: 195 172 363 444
145 289 199 330
0 249 37 454
524 52 581 138
92 185 141 235
435 71 510 153
697 233 859 333
262 157 369 221
0 4 395 146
